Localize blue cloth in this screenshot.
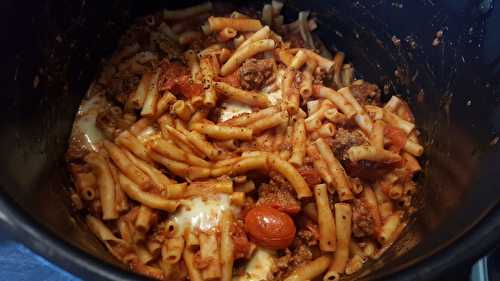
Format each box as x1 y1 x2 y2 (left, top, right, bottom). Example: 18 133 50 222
0 234 80 281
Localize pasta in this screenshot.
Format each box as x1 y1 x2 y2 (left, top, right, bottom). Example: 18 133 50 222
67 2 424 280
314 184 336 252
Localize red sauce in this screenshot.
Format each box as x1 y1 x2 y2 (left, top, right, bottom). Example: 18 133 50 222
384 126 407 153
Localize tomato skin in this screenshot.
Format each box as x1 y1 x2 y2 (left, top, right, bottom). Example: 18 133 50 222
244 206 296 250
173 75 203 98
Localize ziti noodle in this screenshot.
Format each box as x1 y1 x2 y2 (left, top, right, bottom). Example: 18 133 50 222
66 2 423 280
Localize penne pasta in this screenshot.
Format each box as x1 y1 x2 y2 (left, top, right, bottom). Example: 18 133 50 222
214 81 271 108
218 27 238 42
141 70 160 117
104 140 153 190
183 249 203 281
163 2 213 20
313 86 356 118
300 59 317 99
383 110 415 134
289 117 307 165
248 110 288 134
347 145 402 163
290 50 308 70
199 232 222 280
285 256 331 281
150 138 211 167
306 144 334 186
268 154 312 198
163 237 185 264
68 4 425 279
84 153 118 220
282 69 300 113
118 173 179 212
208 17 263 32
200 56 218 107
128 72 152 110
186 131 222 160
150 152 211 180
324 203 352 280
223 106 279 126
191 123 253 140
220 210 235 281
221 39 276 76
314 184 336 252
116 130 150 162
315 138 353 201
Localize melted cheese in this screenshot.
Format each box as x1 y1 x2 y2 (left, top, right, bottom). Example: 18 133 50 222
136 125 160 143
261 69 284 105
171 194 237 233
219 69 285 122
70 86 109 152
219 101 253 122
234 248 276 281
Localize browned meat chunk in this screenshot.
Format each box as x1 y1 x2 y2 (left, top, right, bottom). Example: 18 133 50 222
108 75 141 104
239 58 275 90
352 199 375 238
331 128 367 161
273 244 313 280
95 106 124 139
297 224 319 247
231 221 253 260
350 82 381 105
296 157 322 186
256 176 301 214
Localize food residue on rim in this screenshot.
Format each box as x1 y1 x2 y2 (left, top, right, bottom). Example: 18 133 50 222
490 136 499 146
432 30 444 47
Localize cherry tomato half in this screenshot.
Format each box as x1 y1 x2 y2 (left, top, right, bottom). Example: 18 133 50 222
244 206 296 250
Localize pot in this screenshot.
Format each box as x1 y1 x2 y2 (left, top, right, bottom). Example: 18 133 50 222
0 0 499 280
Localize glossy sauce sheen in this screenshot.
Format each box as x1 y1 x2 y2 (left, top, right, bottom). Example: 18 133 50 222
244 206 296 249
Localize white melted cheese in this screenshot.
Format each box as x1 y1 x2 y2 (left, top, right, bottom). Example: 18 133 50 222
234 248 276 281
136 125 160 143
171 194 236 233
261 69 284 105
69 86 109 152
220 101 253 122
219 69 285 122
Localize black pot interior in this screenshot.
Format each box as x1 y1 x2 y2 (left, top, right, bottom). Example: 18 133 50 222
1 0 499 280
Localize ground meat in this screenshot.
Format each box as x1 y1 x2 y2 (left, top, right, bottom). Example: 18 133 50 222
95 106 124 139
285 33 307 49
107 75 140 104
313 67 328 85
297 224 319 247
239 58 275 90
352 199 375 238
331 128 367 161
347 160 401 181
273 244 313 280
350 82 381 105
231 221 253 260
256 175 301 214
296 157 322 186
